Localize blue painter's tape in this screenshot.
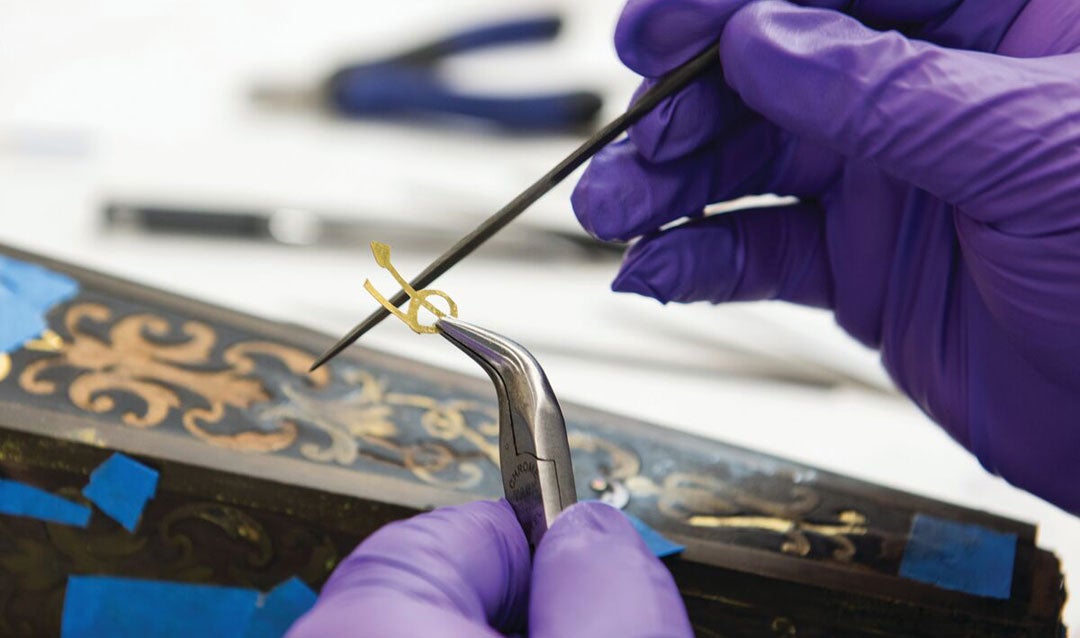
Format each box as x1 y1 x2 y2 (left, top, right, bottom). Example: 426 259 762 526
623 512 685 558
0 301 48 355
245 577 318 638
0 479 91 527
0 255 78 353
899 514 1017 599
62 576 259 638
82 453 159 532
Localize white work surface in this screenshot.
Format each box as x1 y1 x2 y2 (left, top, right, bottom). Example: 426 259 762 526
2 0 1077 629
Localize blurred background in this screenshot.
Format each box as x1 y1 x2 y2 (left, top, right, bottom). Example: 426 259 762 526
1 0 1076 625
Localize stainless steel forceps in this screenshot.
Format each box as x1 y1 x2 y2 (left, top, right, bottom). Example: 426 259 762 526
436 316 577 547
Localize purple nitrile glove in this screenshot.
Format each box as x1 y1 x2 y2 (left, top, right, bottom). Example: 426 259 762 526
285 499 692 638
573 0 1080 513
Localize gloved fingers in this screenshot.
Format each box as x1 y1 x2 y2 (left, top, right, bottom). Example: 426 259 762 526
615 0 747 77
529 502 693 638
796 0 1027 53
719 1 1080 220
286 593 504 638
611 202 833 309
955 213 1080 393
572 121 793 242
286 500 530 638
615 0 1027 78
626 64 751 163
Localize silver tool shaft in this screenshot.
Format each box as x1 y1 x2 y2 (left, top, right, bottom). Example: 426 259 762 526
436 316 576 546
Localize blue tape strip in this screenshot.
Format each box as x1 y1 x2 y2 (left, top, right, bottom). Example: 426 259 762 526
82 453 159 532
0 255 78 352
0 301 48 354
62 576 259 638
245 577 318 638
623 512 685 558
899 514 1017 599
0 479 91 527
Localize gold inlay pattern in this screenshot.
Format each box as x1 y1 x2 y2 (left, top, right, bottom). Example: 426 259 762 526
7 302 869 563
18 303 329 452
627 473 868 561
260 368 500 489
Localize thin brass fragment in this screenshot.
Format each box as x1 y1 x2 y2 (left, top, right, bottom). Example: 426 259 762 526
363 242 458 334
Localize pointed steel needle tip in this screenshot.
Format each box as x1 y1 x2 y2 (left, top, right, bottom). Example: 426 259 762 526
308 290 407 372
310 333 358 372
308 349 335 373
306 46 719 372
308 316 380 371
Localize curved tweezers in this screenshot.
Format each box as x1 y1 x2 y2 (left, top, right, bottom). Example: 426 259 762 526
436 316 576 547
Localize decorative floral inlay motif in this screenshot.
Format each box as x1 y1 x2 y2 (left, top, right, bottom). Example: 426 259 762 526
19 303 329 451
259 368 500 489
9 302 869 563
627 473 868 561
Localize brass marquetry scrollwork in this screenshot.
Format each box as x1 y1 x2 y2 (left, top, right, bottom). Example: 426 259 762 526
567 432 642 482
627 472 868 562
259 368 500 489
6 302 869 564
18 303 328 452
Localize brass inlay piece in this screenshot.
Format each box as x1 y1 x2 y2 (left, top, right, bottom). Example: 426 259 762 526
363 241 458 333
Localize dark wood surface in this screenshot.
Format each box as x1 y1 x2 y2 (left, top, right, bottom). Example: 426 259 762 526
0 243 1067 636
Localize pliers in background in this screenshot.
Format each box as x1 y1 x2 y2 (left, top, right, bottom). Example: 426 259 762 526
253 15 603 132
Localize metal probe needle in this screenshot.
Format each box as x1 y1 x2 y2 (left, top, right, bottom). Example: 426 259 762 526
309 46 720 372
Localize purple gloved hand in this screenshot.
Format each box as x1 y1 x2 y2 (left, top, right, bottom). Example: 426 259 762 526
573 0 1080 513
285 499 692 638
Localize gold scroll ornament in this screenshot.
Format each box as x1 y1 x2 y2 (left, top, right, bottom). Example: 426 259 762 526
18 305 330 452
363 242 458 333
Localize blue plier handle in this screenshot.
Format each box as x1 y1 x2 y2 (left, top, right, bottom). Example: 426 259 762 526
326 15 602 131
